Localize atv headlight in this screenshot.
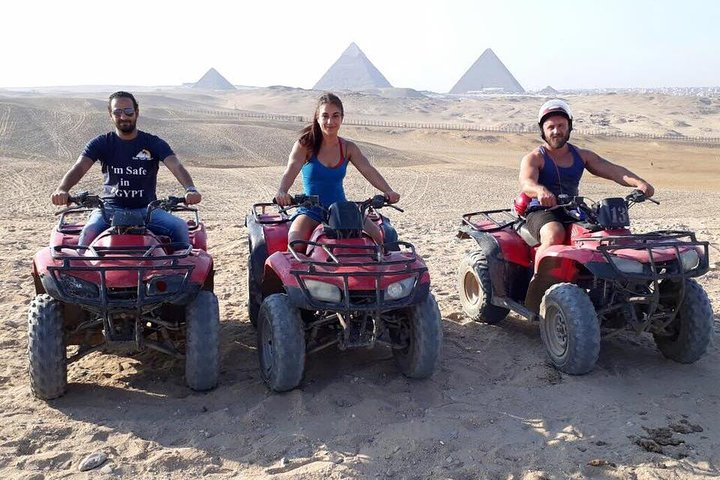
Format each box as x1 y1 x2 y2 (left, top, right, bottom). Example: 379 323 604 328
679 249 700 272
59 273 99 299
305 280 342 303
613 257 645 274
385 277 416 300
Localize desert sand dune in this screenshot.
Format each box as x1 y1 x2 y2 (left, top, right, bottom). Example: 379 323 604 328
0 89 718 479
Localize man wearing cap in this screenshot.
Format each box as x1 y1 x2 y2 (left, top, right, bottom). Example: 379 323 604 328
519 99 654 259
51 91 202 246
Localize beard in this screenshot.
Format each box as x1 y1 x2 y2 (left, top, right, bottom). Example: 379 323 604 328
547 131 570 149
115 119 136 133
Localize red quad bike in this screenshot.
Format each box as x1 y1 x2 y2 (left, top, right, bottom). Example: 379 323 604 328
457 190 713 374
245 194 442 392
29 192 219 400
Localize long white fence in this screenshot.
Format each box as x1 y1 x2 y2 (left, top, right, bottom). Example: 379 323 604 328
184 109 720 146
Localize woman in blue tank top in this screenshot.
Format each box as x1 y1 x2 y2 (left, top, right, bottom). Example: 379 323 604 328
274 93 400 251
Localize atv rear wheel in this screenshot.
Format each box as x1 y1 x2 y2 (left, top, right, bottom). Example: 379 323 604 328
539 283 600 375
247 256 262 328
654 279 713 363
28 294 67 400
457 250 509 324
393 293 443 379
257 294 306 392
185 291 220 391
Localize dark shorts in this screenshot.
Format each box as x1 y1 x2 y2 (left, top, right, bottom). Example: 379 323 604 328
293 206 326 223
524 208 575 240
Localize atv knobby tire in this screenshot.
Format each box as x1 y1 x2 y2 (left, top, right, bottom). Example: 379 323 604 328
28 294 67 400
247 256 263 328
457 249 509 324
257 294 306 392
539 283 600 375
185 291 220 391
654 278 713 363
393 293 443 379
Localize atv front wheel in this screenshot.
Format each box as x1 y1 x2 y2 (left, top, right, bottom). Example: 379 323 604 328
28 294 67 400
654 278 713 363
539 283 600 375
257 294 306 392
185 291 220 391
457 250 509 324
393 293 443 379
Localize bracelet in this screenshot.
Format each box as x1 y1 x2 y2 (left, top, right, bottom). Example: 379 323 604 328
185 186 198 193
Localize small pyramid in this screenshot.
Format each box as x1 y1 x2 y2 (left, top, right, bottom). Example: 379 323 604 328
450 49 524 94
538 85 559 95
314 43 392 91
193 68 236 90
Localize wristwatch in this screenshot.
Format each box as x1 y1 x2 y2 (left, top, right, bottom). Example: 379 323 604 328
185 186 198 193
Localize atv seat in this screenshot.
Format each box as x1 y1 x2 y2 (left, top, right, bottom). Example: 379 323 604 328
514 220 540 247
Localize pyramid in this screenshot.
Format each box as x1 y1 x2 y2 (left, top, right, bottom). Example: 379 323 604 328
538 85 559 95
450 49 524 94
314 43 392 91
193 68 236 90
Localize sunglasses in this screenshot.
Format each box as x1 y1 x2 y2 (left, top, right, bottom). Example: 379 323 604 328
111 107 136 117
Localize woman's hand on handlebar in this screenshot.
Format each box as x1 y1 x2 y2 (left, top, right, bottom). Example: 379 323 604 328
274 191 293 207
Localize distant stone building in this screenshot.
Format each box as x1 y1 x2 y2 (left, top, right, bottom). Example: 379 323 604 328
450 49 524 94
193 68 236 90
314 43 392 91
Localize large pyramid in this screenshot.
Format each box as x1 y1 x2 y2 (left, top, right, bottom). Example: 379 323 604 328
193 68 236 90
314 43 392 91
450 49 524 94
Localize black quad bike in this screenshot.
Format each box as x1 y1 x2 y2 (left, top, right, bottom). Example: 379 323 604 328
246 194 442 391
29 192 219 400
457 190 713 374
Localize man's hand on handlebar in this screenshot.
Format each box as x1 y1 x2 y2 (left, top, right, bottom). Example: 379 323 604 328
184 190 201 205
535 187 557 207
384 190 400 204
51 189 70 206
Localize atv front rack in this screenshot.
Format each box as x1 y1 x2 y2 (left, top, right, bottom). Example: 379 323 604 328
249 202 293 225
44 243 196 314
578 230 710 281
286 240 428 313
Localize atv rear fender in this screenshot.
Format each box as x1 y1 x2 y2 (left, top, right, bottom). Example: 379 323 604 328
463 230 532 300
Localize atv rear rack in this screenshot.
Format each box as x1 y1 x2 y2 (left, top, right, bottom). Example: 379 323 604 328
460 209 517 233
44 243 196 313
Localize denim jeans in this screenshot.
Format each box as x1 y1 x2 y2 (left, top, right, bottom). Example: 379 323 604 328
78 206 189 246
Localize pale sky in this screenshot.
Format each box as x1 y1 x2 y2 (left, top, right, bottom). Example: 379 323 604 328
3 0 718 92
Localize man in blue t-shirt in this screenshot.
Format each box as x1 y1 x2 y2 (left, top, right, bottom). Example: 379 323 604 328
51 91 202 246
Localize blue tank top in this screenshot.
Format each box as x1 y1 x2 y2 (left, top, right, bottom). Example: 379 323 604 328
300 139 348 207
537 144 585 197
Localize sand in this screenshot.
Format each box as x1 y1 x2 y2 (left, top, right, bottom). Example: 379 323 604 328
0 88 718 479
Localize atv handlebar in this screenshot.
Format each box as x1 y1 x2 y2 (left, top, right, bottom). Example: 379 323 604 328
626 189 659 205
272 194 404 215
55 191 103 215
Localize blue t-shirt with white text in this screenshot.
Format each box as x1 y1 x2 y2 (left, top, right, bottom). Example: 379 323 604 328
81 131 174 209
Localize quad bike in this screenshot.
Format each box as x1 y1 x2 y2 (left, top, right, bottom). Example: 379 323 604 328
457 189 713 374
28 192 219 400
245 194 442 391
